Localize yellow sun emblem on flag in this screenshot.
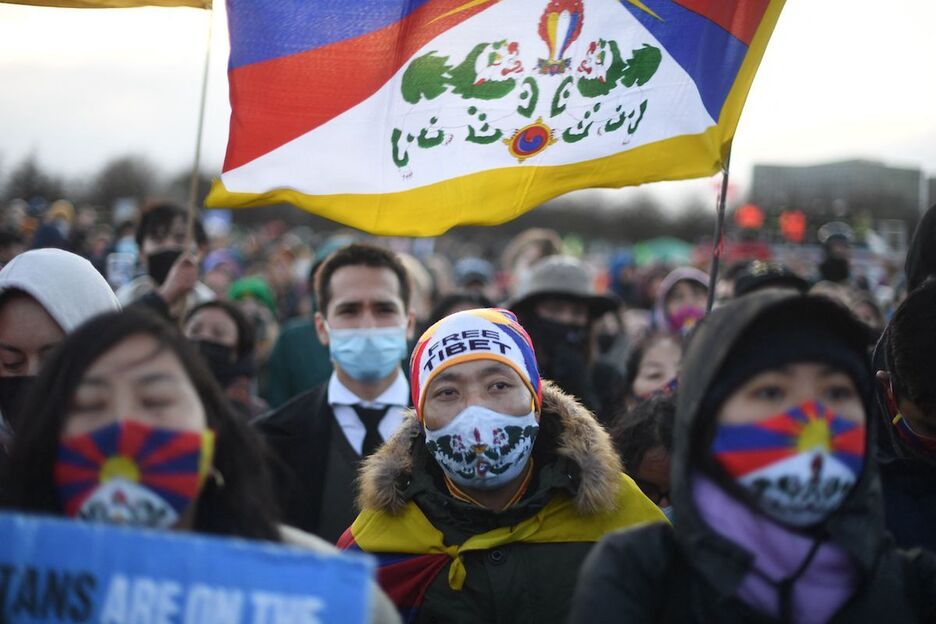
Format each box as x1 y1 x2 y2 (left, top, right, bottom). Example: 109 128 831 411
100 455 141 484
796 418 832 453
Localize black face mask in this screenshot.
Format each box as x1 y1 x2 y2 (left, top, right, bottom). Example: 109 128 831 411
146 249 183 286
524 316 590 355
820 257 850 283
596 333 617 355
0 376 36 431
522 315 596 404
193 340 253 388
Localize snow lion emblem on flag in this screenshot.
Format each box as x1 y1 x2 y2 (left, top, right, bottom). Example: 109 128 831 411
393 0 661 173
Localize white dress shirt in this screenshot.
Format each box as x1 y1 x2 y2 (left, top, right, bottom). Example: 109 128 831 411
328 369 409 455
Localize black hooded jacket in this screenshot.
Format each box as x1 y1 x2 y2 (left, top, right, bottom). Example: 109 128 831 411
869 326 936 552
904 203 936 293
870 202 936 550
569 292 936 623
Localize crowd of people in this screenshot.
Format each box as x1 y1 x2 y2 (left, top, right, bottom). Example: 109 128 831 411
1 195 936 623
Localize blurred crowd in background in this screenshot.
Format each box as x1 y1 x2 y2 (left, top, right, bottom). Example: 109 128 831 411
0 193 905 419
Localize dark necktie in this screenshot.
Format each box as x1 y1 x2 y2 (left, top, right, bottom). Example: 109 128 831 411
352 404 391 458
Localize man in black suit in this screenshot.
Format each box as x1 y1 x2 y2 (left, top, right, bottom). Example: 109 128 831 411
254 244 414 542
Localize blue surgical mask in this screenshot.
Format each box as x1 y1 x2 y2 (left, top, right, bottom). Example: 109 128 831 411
326 324 408 381
660 505 675 523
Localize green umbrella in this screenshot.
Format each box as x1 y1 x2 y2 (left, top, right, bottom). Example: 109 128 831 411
633 236 693 267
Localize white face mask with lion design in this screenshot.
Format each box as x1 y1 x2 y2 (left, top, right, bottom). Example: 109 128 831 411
425 405 539 490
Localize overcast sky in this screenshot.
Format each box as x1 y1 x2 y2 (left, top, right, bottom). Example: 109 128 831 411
1 0 934 209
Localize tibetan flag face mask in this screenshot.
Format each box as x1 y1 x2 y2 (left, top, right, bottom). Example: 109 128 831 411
54 420 215 529
711 401 866 527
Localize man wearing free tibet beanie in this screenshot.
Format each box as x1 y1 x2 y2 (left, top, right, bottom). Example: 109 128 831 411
339 308 665 624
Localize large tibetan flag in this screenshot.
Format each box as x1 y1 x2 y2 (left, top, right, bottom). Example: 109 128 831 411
0 0 208 6
208 0 784 236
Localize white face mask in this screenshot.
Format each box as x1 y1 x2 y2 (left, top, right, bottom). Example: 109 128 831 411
425 405 538 490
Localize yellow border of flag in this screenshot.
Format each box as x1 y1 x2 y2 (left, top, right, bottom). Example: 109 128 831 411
207 0 784 236
0 0 208 7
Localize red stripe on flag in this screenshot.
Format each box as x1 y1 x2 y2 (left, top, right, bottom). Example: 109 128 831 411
337 528 356 549
140 473 201 498
756 415 803 438
53 466 99 485
832 426 866 456
118 421 149 460
63 485 96 517
377 554 450 611
672 0 770 45
716 448 793 478
224 0 495 171
410 338 432 410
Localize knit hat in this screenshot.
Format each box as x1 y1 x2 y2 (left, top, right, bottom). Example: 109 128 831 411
701 297 872 423
228 276 277 317
0 248 120 332
410 308 542 422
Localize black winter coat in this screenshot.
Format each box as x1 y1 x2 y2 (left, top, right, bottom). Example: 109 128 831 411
871 327 936 552
353 382 665 624
252 384 340 538
867 204 936 551
570 292 936 623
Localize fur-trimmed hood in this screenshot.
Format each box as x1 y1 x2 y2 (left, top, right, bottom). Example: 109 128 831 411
357 381 623 516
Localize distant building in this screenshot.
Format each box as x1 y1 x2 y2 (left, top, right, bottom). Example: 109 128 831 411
750 160 924 233
928 176 935 210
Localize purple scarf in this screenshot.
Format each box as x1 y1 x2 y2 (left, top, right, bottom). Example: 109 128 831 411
692 473 859 623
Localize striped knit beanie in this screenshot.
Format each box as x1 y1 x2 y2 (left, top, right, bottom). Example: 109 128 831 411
410 308 542 422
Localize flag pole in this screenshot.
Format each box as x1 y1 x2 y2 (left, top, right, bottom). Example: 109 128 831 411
706 149 732 312
185 4 214 249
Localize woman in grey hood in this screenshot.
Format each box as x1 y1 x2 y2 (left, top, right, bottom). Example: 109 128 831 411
0 248 119 439
570 291 936 623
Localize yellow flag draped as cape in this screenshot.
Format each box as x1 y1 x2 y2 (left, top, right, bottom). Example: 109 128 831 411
346 473 667 591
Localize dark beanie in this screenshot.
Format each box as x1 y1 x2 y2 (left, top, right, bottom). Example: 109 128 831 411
701 302 872 422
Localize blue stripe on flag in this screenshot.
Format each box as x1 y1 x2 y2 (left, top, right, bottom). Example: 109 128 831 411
619 0 748 122
227 0 433 70
834 452 864 476
375 552 419 567
57 481 95 504
828 417 857 437
143 452 200 474
711 425 792 453
57 446 101 470
95 423 120 457
137 428 182 465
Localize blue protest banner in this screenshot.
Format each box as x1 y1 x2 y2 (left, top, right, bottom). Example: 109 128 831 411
0 513 375 624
